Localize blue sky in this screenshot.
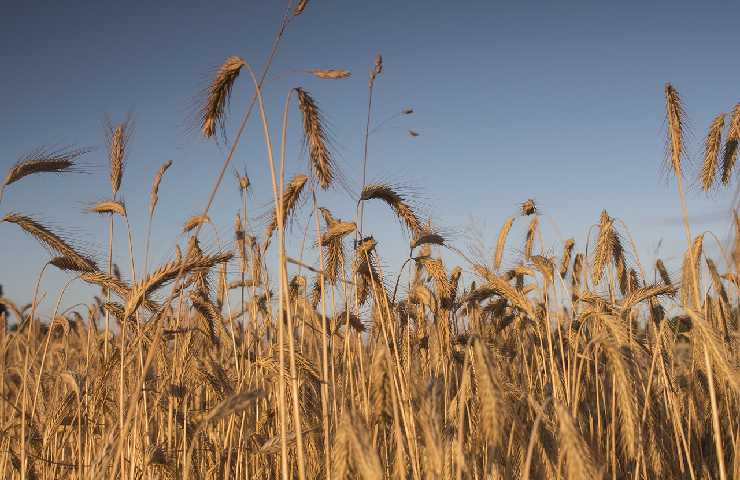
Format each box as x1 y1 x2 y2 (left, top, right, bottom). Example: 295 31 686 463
1 1 738 316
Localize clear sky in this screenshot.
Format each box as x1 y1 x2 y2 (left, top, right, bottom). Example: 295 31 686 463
1 0 738 316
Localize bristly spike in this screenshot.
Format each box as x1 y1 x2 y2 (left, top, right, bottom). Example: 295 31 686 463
3 213 97 272
2 146 90 189
89 200 127 217
360 183 422 237
201 56 246 140
494 217 515 271
721 103 740 185
592 210 615 285
1 146 91 204
701 113 725 191
309 69 351 80
664 83 686 177
264 174 309 248
107 118 132 196
295 88 335 189
150 160 173 217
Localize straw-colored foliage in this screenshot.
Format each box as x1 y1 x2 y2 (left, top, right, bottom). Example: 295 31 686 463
1 10 739 480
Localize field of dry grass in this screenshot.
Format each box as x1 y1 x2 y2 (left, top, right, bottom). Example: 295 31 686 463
1 3 740 479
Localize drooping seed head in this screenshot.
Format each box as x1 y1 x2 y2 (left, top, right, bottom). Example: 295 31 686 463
321 221 356 246
360 183 422 237
3 213 97 272
2 146 90 191
295 88 334 189
50 256 96 273
721 103 740 185
411 232 445 250
88 200 127 217
264 174 309 246
201 56 246 139
318 206 336 226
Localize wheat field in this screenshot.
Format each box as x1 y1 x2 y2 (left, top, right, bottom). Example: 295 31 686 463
1 3 740 479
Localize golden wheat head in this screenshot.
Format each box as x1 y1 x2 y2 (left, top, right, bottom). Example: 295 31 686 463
201 56 246 139
360 183 422 237
295 88 334 189
3 213 97 272
701 113 725 191
721 103 740 185
149 160 173 216
664 83 686 177
107 119 132 196
1 146 91 203
264 174 309 246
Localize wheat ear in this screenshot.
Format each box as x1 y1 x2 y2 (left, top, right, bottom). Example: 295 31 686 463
295 88 334 189
3 213 97 272
201 56 246 139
